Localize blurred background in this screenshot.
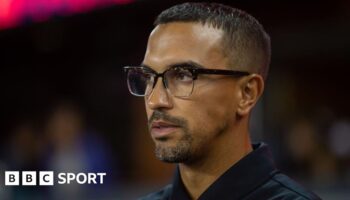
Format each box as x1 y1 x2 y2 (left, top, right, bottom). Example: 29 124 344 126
0 0 349 199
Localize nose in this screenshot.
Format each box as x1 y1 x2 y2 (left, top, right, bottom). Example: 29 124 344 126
146 77 173 110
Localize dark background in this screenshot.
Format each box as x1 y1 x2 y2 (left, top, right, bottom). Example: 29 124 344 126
1 0 350 199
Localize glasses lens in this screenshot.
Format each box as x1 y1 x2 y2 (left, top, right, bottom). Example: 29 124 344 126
127 68 154 96
166 68 194 97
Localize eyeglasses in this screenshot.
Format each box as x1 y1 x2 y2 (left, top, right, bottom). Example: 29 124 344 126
124 64 250 98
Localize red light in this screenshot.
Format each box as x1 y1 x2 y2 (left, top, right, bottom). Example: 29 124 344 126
0 0 134 30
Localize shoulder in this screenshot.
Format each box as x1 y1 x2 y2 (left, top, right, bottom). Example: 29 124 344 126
244 172 321 200
270 173 321 199
138 184 173 200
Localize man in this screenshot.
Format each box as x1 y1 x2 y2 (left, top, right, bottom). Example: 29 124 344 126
124 2 321 200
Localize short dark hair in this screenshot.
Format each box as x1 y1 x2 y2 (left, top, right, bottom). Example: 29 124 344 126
154 2 271 79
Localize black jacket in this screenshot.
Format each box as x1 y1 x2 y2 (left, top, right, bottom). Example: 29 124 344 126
139 143 321 200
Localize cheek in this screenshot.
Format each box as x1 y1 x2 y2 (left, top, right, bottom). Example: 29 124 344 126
145 99 152 118
145 106 151 118
192 81 239 121
185 91 237 135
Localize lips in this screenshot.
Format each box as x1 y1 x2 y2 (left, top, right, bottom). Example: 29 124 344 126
151 120 180 139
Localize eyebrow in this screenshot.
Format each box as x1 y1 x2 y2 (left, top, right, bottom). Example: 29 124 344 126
140 61 205 71
139 63 153 70
169 61 204 69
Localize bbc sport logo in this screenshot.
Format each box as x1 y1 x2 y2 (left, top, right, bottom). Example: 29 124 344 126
4 171 106 186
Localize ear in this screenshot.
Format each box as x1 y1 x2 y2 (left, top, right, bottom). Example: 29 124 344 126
237 74 264 117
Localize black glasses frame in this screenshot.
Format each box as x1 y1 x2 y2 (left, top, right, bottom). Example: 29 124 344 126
123 65 250 97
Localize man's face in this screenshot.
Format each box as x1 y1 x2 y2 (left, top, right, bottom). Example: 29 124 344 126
143 22 241 163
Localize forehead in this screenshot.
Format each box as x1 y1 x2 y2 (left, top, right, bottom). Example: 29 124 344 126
143 22 229 71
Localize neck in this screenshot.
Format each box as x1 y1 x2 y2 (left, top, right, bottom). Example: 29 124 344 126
179 121 252 200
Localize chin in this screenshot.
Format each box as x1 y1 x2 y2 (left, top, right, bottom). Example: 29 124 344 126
154 140 192 163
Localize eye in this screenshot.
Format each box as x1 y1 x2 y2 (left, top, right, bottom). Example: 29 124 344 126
174 68 193 82
136 69 154 83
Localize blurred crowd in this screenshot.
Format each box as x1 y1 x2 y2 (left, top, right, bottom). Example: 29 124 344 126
1 101 113 200
280 115 350 189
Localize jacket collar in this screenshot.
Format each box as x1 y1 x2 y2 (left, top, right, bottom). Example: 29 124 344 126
170 143 279 200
